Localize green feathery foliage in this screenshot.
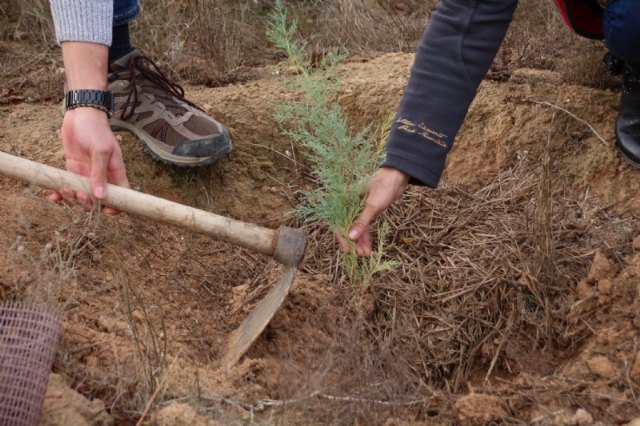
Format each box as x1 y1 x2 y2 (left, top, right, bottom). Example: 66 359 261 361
267 0 397 292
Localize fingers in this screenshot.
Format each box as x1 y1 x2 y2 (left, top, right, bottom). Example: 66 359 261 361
341 168 411 257
336 233 350 253
48 187 93 211
348 221 374 256
354 228 373 257
48 192 62 203
87 136 129 214
346 199 382 256
90 147 109 199
99 146 129 215
107 147 130 188
54 108 130 215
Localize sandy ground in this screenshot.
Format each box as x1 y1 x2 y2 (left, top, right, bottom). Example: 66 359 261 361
1 54 640 425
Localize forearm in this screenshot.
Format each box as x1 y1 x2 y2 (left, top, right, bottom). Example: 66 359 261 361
61 42 109 91
49 0 113 45
383 0 518 187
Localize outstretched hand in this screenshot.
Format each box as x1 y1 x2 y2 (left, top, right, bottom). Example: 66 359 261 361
49 108 129 215
337 167 409 256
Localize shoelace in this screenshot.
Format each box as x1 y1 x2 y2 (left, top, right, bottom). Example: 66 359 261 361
120 55 199 120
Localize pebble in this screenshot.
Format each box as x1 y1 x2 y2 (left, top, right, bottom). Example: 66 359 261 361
587 250 613 282
571 408 593 426
96 315 117 333
586 356 616 379
597 279 612 295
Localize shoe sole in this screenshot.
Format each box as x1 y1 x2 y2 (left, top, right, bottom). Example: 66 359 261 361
617 145 640 169
615 127 640 169
111 119 233 167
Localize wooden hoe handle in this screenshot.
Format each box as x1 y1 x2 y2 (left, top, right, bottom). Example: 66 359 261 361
0 151 306 265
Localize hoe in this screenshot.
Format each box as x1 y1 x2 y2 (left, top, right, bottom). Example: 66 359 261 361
0 150 307 370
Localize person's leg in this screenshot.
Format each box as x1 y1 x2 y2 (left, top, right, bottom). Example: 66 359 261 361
110 0 139 64
603 0 640 67
107 0 232 167
113 0 140 26
603 0 640 167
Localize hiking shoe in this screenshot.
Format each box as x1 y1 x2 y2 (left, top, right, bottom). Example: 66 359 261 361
108 50 232 166
615 63 640 168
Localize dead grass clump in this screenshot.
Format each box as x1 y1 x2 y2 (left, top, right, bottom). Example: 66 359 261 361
120 266 168 407
312 0 428 55
4 198 110 312
302 157 632 409
0 0 63 101
0 0 54 44
375 160 627 390
555 40 619 89
132 0 267 86
501 0 618 89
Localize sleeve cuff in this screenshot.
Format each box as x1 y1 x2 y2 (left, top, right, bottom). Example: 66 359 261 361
50 0 113 46
382 151 442 188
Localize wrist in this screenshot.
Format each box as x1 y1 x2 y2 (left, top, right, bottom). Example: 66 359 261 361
65 90 114 118
380 166 410 185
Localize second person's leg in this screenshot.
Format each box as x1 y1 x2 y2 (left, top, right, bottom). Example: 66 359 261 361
603 0 640 167
110 0 139 63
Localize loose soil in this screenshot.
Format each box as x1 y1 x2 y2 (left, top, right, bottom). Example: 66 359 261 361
2 53 640 425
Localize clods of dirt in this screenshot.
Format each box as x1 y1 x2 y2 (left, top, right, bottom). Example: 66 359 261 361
1 53 640 424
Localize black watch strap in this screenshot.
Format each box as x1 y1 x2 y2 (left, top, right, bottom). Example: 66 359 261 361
64 90 115 118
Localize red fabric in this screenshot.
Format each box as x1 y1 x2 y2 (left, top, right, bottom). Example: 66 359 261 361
554 0 604 39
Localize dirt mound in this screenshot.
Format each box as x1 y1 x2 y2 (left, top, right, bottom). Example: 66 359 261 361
1 54 640 424
41 374 112 426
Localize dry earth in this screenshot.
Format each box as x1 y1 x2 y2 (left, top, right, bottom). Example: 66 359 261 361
1 53 640 424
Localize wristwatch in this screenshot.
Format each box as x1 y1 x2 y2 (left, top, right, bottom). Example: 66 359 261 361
64 90 115 118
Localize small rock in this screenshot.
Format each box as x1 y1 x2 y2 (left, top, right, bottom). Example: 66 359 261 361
155 403 222 426
96 315 117 333
633 235 640 250
40 373 112 426
454 393 508 426
586 356 616 379
588 251 614 281
576 280 593 299
85 355 98 369
132 310 145 322
571 408 593 425
597 279 613 295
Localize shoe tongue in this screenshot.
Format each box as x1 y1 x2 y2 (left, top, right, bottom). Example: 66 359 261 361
109 49 142 73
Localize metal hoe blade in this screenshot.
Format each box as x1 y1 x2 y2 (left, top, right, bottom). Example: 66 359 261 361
0 151 307 371
221 267 297 370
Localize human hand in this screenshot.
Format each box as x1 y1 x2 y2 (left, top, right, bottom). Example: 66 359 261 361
49 108 129 215
337 167 409 256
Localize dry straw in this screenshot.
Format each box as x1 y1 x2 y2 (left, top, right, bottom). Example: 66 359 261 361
303 157 632 402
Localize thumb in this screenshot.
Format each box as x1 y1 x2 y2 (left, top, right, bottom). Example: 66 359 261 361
90 149 109 199
348 203 377 240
